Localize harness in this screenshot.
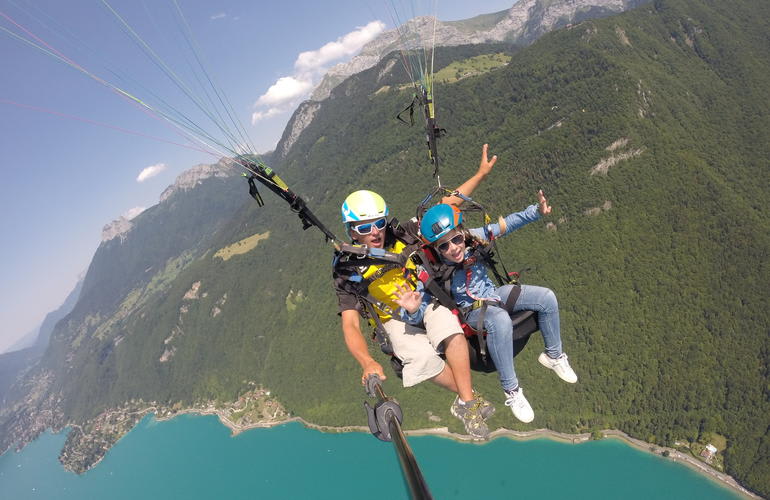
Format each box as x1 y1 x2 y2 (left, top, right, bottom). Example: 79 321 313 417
332 220 425 354
418 237 521 364
333 221 532 373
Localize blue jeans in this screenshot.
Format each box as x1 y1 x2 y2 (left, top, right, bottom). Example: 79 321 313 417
465 284 563 392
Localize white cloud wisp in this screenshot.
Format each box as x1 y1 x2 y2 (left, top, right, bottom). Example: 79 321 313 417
136 163 167 182
294 21 385 72
251 21 385 124
256 76 314 107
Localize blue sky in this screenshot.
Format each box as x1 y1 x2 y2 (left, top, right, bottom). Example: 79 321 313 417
0 0 517 352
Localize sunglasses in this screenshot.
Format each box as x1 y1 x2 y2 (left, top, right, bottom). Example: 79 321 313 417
436 233 465 253
351 217 387 235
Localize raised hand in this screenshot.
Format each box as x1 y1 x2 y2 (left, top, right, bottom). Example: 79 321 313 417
537 189 552 216
392 282 423 314
478 143 498 177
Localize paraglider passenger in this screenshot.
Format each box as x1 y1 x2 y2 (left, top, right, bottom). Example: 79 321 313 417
413 191 578 423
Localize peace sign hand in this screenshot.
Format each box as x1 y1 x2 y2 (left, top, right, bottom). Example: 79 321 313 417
537 190 552 216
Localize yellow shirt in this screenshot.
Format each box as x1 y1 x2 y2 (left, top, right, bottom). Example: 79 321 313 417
362 240 417 321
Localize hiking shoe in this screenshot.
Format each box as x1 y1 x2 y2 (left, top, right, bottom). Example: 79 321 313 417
450 397 490 440
473 391 496 419
504 387 534 423
538 352 578 383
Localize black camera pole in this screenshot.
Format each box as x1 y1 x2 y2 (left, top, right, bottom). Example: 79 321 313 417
364 375 433 500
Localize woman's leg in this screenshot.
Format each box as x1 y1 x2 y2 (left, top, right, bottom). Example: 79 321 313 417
468 300 534 423
500 284 577 383
498 284 562 358
466 305 519 392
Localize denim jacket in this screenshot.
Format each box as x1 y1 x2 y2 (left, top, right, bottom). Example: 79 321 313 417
399 204 541 324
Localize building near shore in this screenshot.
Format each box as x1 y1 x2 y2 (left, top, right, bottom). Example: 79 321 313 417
700 444 718 461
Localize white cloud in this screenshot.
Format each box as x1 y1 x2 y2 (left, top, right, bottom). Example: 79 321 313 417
210 12 226 20
123 206 146 220
251 108 285 124
255 76 314 107
136 163 167 182
252 21 385 122
295 21 385 72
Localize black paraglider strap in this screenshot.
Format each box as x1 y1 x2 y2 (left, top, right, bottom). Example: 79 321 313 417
475 302 488 361
363 301 394 356
246 175 264 207
396 95 418 126
239 157 341 244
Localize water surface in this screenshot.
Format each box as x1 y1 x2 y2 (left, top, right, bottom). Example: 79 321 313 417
0 414 742 499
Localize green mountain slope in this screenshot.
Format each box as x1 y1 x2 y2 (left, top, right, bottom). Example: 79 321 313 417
266 0 770 493
0 279 82 404
0 170 247 447
1 0 768 495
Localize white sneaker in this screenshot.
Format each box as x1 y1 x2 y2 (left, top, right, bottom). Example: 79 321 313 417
504 388 534 423
538 352 578 383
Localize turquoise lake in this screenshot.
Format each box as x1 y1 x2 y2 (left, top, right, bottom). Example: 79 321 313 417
0 414 743 499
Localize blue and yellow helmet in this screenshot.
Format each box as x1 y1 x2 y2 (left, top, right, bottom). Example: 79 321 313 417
341 190 389 223
420 204 463 244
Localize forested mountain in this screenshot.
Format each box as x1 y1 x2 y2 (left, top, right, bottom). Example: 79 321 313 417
0 279 82 404
1 0 768 496
0 164 246 448
271 1 770 493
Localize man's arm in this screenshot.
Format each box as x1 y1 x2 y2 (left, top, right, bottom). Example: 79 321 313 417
341 309 387 384
441 143 497 206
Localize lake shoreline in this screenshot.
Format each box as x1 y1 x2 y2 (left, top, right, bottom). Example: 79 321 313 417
155 408 760 500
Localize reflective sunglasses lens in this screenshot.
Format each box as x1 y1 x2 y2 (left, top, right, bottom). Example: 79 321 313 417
353 218 386 234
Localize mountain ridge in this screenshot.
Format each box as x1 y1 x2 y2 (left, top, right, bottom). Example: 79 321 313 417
308 0 648 103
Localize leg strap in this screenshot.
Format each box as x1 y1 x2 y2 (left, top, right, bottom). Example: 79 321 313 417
475 302 488 361
503 284 522 312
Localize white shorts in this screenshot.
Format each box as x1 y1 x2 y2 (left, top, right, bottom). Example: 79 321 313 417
383 304 463 387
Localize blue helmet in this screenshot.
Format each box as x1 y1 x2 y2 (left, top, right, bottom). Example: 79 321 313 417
420 204 463 244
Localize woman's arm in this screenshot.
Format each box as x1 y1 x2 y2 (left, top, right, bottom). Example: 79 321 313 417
469 191 552 240
441 144 497 206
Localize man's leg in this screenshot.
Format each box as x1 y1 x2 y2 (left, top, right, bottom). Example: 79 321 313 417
420 305 474 402
383 319 447 388
438 333 474 402
428 363 458 393
400 305 493 439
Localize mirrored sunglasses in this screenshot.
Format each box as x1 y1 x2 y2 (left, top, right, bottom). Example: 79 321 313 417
437 233 464 253
351 217 387 235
